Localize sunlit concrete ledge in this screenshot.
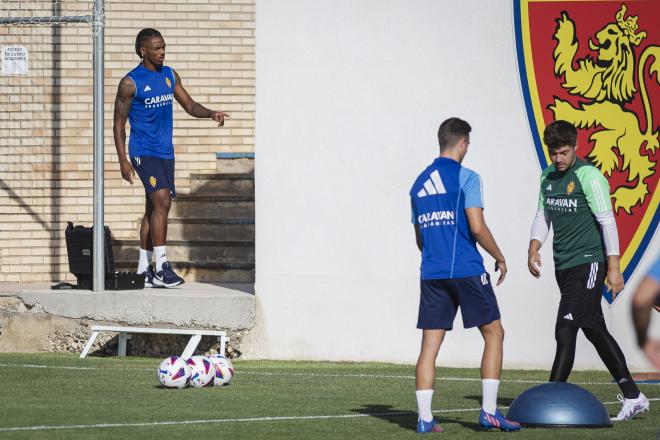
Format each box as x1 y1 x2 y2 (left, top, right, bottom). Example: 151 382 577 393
0 282 255 330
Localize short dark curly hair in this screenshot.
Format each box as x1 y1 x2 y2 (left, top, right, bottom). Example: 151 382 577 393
135 28 162 58
543 120 577 150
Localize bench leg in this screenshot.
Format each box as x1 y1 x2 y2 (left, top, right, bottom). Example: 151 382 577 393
80 331 100 359
219 335 229 357
181 334 202 359
118 332 130 356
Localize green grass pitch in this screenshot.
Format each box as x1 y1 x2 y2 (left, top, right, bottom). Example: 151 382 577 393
0 353 657 439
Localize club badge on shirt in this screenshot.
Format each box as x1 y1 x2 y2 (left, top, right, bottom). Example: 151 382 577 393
567 181 575 195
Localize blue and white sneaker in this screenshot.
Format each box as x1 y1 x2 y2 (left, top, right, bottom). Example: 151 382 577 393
479 409 521 432
139 265 156 288
153 262 185 288
416 418 443 433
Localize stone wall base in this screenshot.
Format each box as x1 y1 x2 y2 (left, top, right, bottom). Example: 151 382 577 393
0 297 244 358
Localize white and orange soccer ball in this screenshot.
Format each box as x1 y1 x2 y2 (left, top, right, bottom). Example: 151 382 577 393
157 356 191 389
209 354 234 386
186 355 215 388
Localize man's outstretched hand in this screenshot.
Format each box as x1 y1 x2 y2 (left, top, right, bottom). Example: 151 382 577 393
211 111 230 126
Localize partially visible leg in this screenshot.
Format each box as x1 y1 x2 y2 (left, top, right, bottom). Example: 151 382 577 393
476 319 520 431
479 319 504 379
582 322 639 398
415 329 445 432
415 329 445 390
140 197 154 251
149 188 171 272
549 323 579 382
583 322 650 420
137 197 154 274
148 188 171 248
479 320 504 415
148 188 184 287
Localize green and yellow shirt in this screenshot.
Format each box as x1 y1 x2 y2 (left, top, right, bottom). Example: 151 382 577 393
538 158 612 270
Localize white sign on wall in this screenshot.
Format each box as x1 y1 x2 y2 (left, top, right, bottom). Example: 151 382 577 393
2 46 28 75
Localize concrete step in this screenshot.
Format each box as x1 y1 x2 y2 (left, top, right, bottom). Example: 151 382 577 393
189 173 254 196
115 261 255 283
3 282 255 330
113 240 255 263
172 195 254 218
216 152 254 174
166 218 254 241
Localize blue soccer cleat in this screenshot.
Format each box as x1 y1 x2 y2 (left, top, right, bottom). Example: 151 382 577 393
153 262 185 288
416 418 443 433
139 265 157 288
479 409 521 432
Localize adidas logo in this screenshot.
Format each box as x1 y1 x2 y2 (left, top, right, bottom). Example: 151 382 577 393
144 85 152 92
417 170 446 198
546 184 552 191
563 313 573 320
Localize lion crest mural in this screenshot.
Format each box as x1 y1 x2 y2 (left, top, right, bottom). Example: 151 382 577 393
549 4 658 214
515 1 659 303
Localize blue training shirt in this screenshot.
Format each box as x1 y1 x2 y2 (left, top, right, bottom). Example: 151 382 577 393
127 64 176 159
410 157 485 279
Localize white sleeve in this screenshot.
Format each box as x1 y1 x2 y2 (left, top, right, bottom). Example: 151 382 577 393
595 211 620 256
530 208 550 244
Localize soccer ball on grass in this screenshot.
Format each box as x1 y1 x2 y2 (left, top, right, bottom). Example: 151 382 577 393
186 355 215 388
209 354 234 386
157 356 191 389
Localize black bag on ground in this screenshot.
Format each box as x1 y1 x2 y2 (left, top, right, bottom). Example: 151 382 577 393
64 222 144 290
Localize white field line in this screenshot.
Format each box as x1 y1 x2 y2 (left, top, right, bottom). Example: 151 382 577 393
0 398 658 433
1 363 658 386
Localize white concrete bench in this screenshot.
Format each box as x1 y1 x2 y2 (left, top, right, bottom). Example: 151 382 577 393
80 325 228 359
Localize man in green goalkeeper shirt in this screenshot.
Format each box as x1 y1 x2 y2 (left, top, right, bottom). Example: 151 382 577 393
527 120 649 421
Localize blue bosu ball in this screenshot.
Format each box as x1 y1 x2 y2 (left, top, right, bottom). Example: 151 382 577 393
507 382 612 428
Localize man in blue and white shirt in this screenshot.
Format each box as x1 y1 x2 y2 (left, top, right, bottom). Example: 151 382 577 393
113 28 229 288
410 118 519 433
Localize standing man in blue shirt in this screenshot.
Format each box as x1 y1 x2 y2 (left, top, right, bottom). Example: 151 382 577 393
113 28 229 288
410 118 520 433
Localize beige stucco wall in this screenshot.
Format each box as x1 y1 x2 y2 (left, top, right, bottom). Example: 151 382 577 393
0 0 255 282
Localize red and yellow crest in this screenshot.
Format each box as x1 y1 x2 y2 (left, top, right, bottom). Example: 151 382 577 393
515 1 659 303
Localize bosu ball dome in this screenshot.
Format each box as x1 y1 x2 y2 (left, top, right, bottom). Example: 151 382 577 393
507 382 612 428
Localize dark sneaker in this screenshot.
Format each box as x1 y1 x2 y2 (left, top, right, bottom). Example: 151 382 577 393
153 262 185 288
416 418 443 433
139 265 157 288
479 409 521 432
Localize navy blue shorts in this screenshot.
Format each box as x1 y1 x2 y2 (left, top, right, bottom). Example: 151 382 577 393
417 274 501 330
131 156 176 198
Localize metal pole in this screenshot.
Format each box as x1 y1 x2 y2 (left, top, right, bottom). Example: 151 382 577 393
92 0 104 291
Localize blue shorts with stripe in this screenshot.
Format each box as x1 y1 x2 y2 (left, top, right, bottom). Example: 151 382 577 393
417 273 501 330
130 156 176 198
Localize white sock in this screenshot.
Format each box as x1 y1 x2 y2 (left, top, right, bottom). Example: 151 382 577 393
482 379 500 414
137 249 153 274
416 389 434 422
154 245 167 272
